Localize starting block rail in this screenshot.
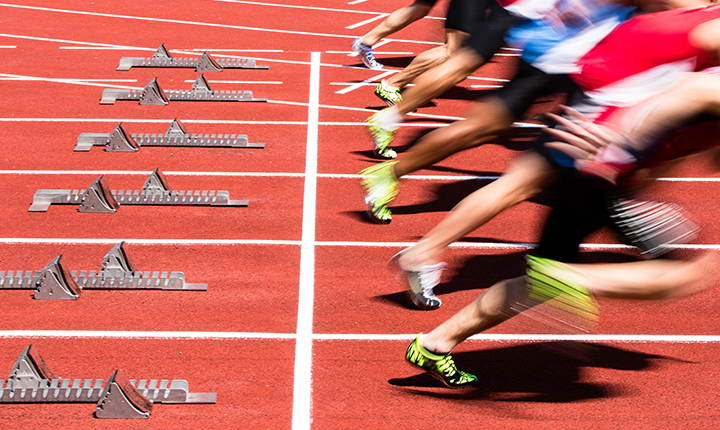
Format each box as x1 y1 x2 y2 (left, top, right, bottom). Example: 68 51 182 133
100 75 267 105
1 345 216 419
0 242 207 299
75 119 264 152
29 169 249 212
116 44 268 72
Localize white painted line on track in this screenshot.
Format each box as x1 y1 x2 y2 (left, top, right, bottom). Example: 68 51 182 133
212 0 386 15
346 13 388 29
327 51 414 55
293 51 320 430
0 72 140 89
0 331 718 343
192 49 284 53
1 170 719 183
336 69 396 94
0 45 15 48
349 0 368 4
0 3 416 43
0 239 718 253
0 77 137 83
182 80 283 84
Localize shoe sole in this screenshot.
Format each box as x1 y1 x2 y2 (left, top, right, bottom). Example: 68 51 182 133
405 358 478 388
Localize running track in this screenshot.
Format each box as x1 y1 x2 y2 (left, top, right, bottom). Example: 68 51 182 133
1 1 720 429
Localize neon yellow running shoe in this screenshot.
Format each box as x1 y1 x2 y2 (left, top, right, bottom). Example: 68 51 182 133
522 255 600 333
405 337 478 388
374 80 402 106
360 161 399 224
366 113 397 160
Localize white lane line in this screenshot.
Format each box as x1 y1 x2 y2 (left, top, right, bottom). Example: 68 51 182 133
0 3 394 42
182 80 283 84
0 72 139 89
335 69 395 94
292 51 320 430
191 49 284 53
0 45 15 48
349 0 368 4
212 0 385 14
0 239 718 253
0 331 718 343
345 13 388 29
0 77 137 83
1 170 719 183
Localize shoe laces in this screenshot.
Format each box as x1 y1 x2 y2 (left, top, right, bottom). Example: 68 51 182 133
434 353 459 377
418 263 446 297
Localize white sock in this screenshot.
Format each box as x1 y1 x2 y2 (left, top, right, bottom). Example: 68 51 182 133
374 106 402 131
381 80 398 92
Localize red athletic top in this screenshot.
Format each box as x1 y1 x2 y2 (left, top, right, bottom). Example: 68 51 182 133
571 5 720 92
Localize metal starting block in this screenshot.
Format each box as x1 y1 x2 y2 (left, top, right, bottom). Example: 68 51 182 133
75 119 264 152
0 242 207 299
116 44 268 72
29 169 249 212
0 345 216 419
100 75 267 105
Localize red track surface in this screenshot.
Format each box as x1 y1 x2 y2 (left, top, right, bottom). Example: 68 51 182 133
1 1 720 428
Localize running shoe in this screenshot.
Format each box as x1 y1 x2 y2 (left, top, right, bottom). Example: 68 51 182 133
351 37 383 70
389 251 445 310
607 197 699 258
366 113 397 159
374 80 402 106
522 255 600 333
405 337 478 388
360 161 399 224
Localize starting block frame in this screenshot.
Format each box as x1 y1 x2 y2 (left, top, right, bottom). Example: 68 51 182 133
29 169 249 212
116 44 268 72
0 242 208 299
100 75 267 105
75 119 264 152
1 345 216 419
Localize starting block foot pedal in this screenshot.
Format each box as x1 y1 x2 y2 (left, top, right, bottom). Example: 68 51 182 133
7 345 58 388
95 370 153 419
79 176 120 213
100 241 138 276
101 75 267 105
34 255 82 300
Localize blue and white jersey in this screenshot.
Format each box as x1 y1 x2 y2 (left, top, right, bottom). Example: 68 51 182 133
505 0 637 74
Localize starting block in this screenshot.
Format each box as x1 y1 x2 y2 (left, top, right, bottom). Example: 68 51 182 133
0 242 208 299
100 75 267 105
75 119 264 152
29 169 249 212
116 44 268 72
0 345 216 419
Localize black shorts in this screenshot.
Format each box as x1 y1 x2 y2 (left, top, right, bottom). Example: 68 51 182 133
531 132 611 263
461 0 515 60
498 61 581 119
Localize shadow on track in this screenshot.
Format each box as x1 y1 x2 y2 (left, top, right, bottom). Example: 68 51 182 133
388 341 682 402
